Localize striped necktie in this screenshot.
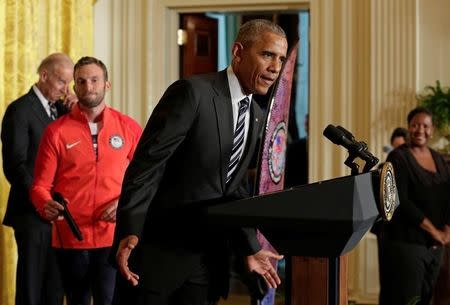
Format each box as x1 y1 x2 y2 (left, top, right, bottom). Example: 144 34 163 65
226 97 250 184
48 102 58 120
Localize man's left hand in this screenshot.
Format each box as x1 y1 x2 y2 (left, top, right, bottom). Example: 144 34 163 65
246 249 283 289
100 199 118 222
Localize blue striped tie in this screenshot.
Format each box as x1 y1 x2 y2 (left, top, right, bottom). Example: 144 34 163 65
48 102 58 120
226 97 250 184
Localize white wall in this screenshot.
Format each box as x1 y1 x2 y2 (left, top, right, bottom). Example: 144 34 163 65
417 0 450 89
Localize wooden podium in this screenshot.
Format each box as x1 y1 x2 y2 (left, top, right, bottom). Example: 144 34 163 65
207 170 391 305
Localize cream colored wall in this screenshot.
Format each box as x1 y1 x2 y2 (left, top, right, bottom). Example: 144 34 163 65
93 0 450 304
94 0 150 124
311 2 416 301
309 0 373 182
417 0 450 88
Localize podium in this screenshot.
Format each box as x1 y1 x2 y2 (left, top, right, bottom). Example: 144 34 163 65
207 170 396 305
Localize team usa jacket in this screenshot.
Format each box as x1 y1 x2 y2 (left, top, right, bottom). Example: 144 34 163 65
31 105 142 249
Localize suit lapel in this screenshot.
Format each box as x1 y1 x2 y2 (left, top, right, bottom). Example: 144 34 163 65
28 89 52 126
212 71 263 192
212 71 234 192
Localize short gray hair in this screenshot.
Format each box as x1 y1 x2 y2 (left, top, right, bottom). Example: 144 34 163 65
37 53 74 74
235 19 286 47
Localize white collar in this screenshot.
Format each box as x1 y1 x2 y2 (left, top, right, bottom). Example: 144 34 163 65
32 85 51 113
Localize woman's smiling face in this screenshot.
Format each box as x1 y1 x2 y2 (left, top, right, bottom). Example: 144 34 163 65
408 112 434 147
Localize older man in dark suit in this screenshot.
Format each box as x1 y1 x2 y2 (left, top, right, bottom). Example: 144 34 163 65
1 53 76 305
112 19 288 305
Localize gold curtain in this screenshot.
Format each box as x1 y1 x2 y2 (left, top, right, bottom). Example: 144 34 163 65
0 1 95 304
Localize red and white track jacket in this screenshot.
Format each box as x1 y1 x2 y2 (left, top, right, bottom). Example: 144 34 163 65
31 105 142 249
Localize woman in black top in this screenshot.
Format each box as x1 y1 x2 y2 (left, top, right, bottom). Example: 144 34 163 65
379 107 450 305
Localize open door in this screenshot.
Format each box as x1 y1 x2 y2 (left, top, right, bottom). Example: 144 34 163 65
180 14 218 78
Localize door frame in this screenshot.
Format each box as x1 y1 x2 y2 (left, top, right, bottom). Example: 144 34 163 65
147 0 309 111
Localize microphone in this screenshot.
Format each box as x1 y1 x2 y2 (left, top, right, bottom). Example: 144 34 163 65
323 124 379 171
53 192 83 241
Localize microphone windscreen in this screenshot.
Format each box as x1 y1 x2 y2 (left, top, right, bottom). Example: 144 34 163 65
323 124 345 145
336 125 354 140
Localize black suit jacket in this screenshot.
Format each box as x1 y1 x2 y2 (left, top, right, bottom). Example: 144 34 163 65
1 88 68 228
113 70 264 299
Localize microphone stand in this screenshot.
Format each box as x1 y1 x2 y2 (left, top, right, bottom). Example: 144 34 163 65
344 154 360 176
329 150 360 305
322 124 380 305
331 143 377 305
343 143 378 176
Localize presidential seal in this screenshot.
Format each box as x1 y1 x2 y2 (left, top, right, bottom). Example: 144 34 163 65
268 121 287 184
109 134 124 149
379 162 397 221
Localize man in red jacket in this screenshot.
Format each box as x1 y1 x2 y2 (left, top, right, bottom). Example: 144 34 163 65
31 56 142 305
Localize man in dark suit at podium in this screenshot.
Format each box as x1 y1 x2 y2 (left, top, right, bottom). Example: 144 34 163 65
1 53 76 305
112 19 288 305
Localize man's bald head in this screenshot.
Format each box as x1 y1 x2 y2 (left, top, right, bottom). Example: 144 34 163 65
36 53 74 102
37 53 74 75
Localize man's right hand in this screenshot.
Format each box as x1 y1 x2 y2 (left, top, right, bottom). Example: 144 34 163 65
116 235 140 286
63 92 78 109
43 199 65 221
